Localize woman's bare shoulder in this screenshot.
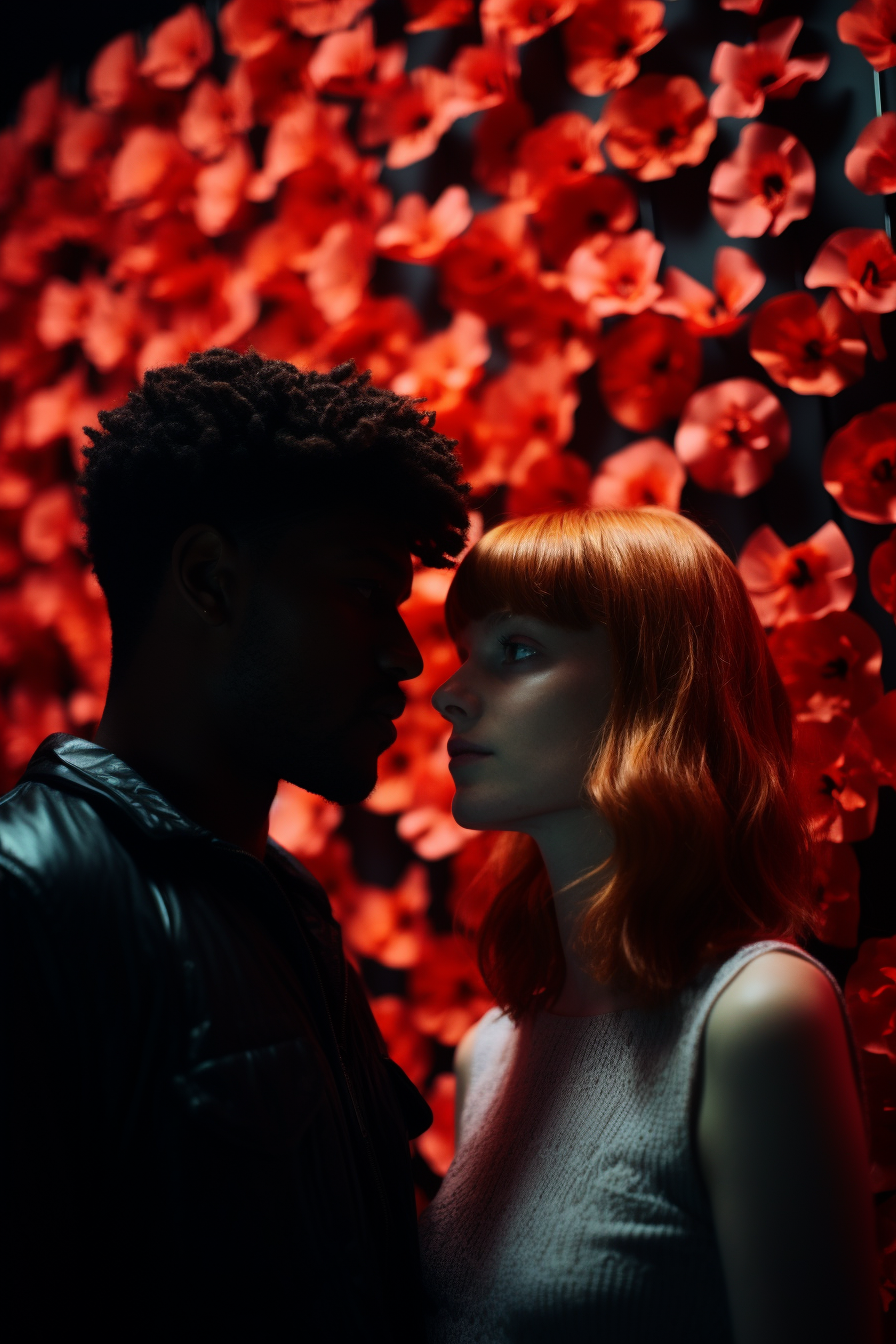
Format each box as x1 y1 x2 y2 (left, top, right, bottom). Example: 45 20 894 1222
705 950 843 1054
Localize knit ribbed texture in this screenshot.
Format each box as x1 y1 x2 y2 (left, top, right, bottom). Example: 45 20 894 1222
419 940 860 1344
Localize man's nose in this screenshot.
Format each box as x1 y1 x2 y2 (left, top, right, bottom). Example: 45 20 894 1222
380 611 424 683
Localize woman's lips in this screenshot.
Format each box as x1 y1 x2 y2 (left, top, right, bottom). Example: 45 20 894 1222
447 740 493 769
448 751 491 769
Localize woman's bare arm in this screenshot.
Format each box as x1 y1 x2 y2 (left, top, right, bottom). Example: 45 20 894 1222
697 951 881 1344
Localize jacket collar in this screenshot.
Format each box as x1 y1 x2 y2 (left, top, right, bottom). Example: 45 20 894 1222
24 733 214 842
22 734 329 908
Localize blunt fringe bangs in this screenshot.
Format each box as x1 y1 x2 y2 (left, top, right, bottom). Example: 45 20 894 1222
446 507 817 1018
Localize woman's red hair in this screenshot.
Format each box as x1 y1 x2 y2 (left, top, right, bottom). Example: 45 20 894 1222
445 507 817 1017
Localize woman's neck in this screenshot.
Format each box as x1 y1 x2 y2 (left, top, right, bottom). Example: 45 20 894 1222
526 807 637 1016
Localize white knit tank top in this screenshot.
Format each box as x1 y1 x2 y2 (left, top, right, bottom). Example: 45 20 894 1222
418 940 863 1344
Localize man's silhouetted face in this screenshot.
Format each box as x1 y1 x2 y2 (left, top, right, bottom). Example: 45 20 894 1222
210 508 423 805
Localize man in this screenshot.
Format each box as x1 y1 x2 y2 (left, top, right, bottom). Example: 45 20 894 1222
1 349 469 1339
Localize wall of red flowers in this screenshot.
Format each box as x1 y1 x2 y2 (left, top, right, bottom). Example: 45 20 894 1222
1 0 896 1311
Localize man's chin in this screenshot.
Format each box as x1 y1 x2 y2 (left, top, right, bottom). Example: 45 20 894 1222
282 759 379 808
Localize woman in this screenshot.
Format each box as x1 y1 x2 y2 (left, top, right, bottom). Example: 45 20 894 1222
419 507 879 1344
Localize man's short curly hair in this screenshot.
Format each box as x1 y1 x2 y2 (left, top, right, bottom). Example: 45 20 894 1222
80 348 470 662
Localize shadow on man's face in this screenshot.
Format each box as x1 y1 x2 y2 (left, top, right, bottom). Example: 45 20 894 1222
220 507 423 806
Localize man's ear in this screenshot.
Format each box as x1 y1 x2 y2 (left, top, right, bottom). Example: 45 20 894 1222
171 524 239 626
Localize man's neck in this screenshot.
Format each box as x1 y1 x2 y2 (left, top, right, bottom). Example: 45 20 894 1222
94 688 274 860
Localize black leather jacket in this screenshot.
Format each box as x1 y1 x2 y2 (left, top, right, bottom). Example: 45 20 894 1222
0 734 431 1341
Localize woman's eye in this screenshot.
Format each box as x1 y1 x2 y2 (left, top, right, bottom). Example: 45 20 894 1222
500 640 537 664
353 582 376 600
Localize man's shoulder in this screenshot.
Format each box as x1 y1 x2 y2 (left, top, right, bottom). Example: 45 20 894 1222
0 776 149 920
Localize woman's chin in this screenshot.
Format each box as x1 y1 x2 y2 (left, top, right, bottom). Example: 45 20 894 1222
451 793 519 833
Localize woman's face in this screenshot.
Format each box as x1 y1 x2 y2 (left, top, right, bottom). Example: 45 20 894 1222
431 612 614 832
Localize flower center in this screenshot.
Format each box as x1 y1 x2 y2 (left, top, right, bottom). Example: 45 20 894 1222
788 556 813 588
586 210 607 231
656 125 677 148
861 259 880 288
804 338 824 361
763 172 785 202
615 38 632 56
821 657 849 680
871 456 896 482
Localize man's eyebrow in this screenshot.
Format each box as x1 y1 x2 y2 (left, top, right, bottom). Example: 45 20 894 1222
345 547 413 599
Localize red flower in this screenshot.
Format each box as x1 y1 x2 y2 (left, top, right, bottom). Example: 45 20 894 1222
240 32 317 125
709 17 828 119
415 1074 456 1176
507 452 591 516
845 113 896 195
602 74 717 181
859 690 896 789
339 863 432 968
737 520 856 627
767 610 883 722
448 44 513 117
305 294 421 385
480 0 578 47
403 0 474 32
709 122 814 237
306 17 377 96
598 312 702 431
268 779 342 859
179 69 254 161
503 278 601 372
654 245 765 336
138 4 214 90
472 93 534 197
54 107 116 180
193 139 253 236
749 291 866 396
822 403 896 523
566 229 664 317
392 311 490 415
869 529 896 616
847 935 896 1063
794 714 879 843
370 996 432 1089
511 113 606 209
804 228 896 316
248 98 353 199
563 0 667 98
720 0 764 12
20 485 82 563
408 935 493 1045
106 126 197 211
810 840 861 948
531 173 638 269
440 204 539 325
360 66 461 168
674 378 789 496
837 0 896 71
286 0 374 37
845 936 896 1192
588 437 686 510
375 186 473 263
472 354 580 489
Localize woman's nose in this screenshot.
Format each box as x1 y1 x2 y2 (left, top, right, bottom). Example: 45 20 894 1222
432 671 479 724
